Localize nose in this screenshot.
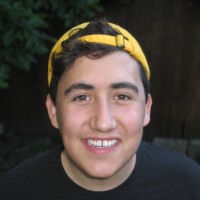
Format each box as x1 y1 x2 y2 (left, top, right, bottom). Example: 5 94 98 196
90 99 117 132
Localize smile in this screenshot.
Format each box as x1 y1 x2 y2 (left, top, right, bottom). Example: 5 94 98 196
87 139 117 148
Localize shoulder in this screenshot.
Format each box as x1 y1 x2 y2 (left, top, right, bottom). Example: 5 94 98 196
140 141 200 168
137 142 200 198
131 142 200 199
0 146 62 188
139 141 200 182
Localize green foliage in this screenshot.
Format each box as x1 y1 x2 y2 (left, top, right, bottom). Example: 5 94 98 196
0 0 103 88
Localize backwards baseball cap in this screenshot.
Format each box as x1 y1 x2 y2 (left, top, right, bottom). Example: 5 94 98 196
48 22 150 86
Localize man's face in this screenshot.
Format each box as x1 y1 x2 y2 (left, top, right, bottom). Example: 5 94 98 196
46 51 152 189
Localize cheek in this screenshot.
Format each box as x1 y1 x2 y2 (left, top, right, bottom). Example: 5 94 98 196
57 107 88 136
121 107 145 151
117 105 146 132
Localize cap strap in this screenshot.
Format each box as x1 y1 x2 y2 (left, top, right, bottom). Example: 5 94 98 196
78 34 134 53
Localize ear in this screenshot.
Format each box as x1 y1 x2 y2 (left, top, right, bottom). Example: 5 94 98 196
46 94 59 129
143 94 152 127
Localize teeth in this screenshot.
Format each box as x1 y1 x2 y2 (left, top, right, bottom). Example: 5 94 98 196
87 139 117 148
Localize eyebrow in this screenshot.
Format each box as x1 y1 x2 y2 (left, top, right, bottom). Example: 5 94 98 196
110 82 139 93
64 83 94 95
64 81 139 96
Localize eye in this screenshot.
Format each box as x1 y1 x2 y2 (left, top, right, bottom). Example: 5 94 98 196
73 95 90 102
115 94 132 101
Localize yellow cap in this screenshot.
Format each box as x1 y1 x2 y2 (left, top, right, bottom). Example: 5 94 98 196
48 22 150 86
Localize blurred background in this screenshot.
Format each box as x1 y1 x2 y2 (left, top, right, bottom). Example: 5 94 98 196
0 0 200 175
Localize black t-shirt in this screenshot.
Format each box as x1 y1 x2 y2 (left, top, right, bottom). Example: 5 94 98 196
0 142 200 200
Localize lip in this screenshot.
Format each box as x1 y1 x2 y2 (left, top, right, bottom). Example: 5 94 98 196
82 138 120 155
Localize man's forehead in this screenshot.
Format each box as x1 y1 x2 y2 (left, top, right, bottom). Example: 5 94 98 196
67 51 141 73
58 52 142 88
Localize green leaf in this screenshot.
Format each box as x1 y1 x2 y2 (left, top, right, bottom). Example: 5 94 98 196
0 0 103 89
0 65 10 80
0 80 8 89
3 29 15 46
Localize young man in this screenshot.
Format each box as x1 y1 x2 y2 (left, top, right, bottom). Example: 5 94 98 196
1 19 200 200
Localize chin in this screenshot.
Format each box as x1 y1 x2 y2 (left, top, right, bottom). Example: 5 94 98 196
84 165 120 179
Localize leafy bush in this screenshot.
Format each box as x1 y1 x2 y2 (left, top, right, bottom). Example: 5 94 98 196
0 0 103 88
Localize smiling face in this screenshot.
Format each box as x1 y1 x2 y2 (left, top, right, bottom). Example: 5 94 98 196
46 51 152 191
